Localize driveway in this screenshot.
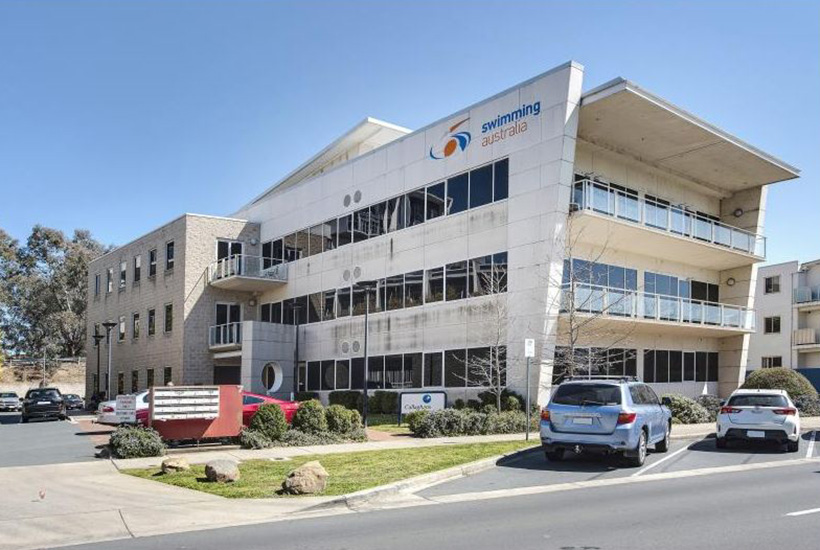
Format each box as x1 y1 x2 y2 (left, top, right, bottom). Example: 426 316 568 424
0 411 104 467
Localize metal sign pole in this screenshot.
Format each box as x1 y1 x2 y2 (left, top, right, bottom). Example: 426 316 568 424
524 338 535 441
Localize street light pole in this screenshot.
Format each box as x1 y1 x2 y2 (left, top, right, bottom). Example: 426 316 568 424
102 321 117 399
92 329 104 398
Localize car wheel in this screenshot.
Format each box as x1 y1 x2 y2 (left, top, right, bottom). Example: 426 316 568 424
715 437 727 449
545 449 564 462
656 423 671 453
625 430 647 467
787 440 799 453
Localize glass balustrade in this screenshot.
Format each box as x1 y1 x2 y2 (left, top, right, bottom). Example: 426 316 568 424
209 254 289 283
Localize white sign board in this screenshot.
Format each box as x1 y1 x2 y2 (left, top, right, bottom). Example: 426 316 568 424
400 392 446 415
151 387 220 421
115 394 136 424
525 338 536 358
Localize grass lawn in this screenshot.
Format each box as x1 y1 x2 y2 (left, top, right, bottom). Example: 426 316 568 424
125 440 537 499
366 413 411 434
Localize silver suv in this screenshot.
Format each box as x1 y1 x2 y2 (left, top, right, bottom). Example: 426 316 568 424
0 392 21 412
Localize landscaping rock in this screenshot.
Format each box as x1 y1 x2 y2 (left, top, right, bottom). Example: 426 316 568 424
204 459 240 483
281 461 328 494
161 456 190 474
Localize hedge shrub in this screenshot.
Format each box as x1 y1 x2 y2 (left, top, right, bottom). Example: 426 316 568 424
661 394 711 424
414 408 466 438
239 428 272 449
695 395 721 421
373 391 398 414
249 403 288 441
109 425 165 458
404 410 429 433
292 399 328 434
410 408 533 438
329 390 362 411
795 395 820 416
325 404 362 435
294 391 320 402
742 368 818 400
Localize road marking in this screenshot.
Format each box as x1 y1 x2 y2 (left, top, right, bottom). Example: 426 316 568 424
786 507 820 517
631 444 690 477
806 431 817 459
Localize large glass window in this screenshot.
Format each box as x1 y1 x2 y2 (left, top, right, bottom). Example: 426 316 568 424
469 255 493 296
493 252 508 293
336 214 353 247
425 267 444 303
469 164 493 208
284 233 301 262
352 283 368 316
386 275 404 310
669 350 683 383
370 202 387 237
467 347 491 387
335 360 350 390
308 225 325 257
643 350 655 383
321 360 334 391
446 261 468 301
446 173 468 215
351 358 365 390
445 349 466 387
323 290 336 321
424 352 443 387
324 220 337 251
405 270 423 307
271 302 282 324
708 352 719 382
404 353 422 388
353 207 371 242
385 355 403 389
494 158 509 201
295 295 308 325
426 182 446 220
308 293 323 323
367 356 384 389
337 287 351 317
386 196 405 233
406 189 425 227
307 361 321 392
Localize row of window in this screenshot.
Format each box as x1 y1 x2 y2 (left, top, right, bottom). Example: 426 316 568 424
761 356 783 368
114 367 173 395
296 346 507 392
259 252 508 325
260 159 509 266
643 350 719 383
552 347 720 383
552 347 637 383
104 304 173 342
94 241 175 296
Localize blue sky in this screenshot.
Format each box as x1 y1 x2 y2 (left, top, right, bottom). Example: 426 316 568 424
1 0 817 265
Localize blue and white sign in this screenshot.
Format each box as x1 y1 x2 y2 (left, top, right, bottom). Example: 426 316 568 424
400 391 446 415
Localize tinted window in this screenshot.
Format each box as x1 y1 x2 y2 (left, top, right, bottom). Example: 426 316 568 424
444 349 466 387
323 290 336 321
469 255 493 296
385 355 403 389
1 392 18 398
493 252 508 292
406 190 425 227
426 182 445 220
469 164 493 208
728 394 789 407
404 353 423 388
351 358 365 390
307 362 321 392
386 275 404 310
353 208 371 242
551 384 622 405
325 219 338 250
337 287 351 317
370 202 387 237
27 389 61 400
336 214 353 247
446 173 468 215
494 158 509 201
386 196 405 232
446 261 468 301
424 352 443 387
271 302 282 324
308 292 323 323
629 386 644 405
321 360 334 391
335 360 350 390
368 356 385 389
426 267 444 303
307 225 325 256
405 270 423 307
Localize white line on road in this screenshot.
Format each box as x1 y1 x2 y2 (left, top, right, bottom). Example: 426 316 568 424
786 507 820 517
631 444 691 477
805 430 817 459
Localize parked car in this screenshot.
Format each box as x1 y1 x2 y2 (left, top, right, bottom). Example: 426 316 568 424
21 388 66 422
540 378 672 467
63 394 85 410
0 392 21 412
242 392 300 426
96 391 150 425
715 389 800 452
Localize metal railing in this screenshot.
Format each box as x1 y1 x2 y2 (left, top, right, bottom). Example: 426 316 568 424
794 285 820 304
208 254 288 284
209 322 242 348
571 179 766 257
561 282 755 330
793 328 819 346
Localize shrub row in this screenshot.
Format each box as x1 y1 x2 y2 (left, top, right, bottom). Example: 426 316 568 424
661 394 711 424
109 425 166 458
327 390 399 414
410 408 538 438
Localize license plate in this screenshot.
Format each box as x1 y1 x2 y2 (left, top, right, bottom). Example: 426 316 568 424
747 430 765 438
37 401 50 405
573 417 593 425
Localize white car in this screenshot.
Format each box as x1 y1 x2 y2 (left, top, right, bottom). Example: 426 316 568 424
716 389 800 452
96 391 150 425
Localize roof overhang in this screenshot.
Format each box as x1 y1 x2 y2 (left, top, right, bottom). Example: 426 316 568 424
579 79 799 197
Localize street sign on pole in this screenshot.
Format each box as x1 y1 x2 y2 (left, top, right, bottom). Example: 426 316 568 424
524 338 535 358
524 338 535 440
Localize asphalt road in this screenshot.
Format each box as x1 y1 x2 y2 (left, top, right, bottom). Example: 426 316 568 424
66 457 820 550
0 411 99 467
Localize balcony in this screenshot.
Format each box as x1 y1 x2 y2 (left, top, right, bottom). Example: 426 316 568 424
793 328 820 353
560 282 755 337
569 179 765 270
209 322 242 351
208 255 288 292
794 286 820 311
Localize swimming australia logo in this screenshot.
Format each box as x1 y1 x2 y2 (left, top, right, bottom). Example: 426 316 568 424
429 118 471 160
422 394 432 404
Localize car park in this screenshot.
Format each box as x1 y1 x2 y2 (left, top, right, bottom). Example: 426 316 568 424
540 377 672 467
21 388 67 423
63 394 85 410
715 389 800 452
0 391 21 412
96 391 150 424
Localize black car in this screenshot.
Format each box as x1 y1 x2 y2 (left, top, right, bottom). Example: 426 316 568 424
63 394 85 410
22 388 66 423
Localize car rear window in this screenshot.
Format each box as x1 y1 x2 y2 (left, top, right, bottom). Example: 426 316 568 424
27 389 61 400
728 394 789 408
552 383 622 406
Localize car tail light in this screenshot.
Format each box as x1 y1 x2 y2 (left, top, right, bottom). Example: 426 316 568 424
540 409 550 421
103 406 114 413
773 408 796 416
617 412 637 424
720 406 741 414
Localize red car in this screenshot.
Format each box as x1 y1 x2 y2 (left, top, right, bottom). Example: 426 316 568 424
136 391 299 427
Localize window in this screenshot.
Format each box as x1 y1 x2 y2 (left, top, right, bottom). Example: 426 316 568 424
118 316 125 341
320 360 334 391
307 362 321 392
494 158 509 201
469 164 493 208
106 268 113 293
94 273 100 296
445 261 468 301
119 261 127 289
469 255 493 296
425 267 444 303
146 368 154 388
260 303 271 322
426 182 446 220
337 287 351 317
351 358 365 390
368 357 384 389
147 309 156 336
386 275 404 310
336 214 353 247
385 355 403 389
323 221 337 252
323 290 336 321
386 196 405 232
133 255 141 282
369 202 387 237
423 352 443 387
352 284 367 316
762 356 783 369
131 370 139 393
446 173 468 215
165 241 175 270
404 353 423 388
406 189 425 227
764 316 781 334
335 360 350 390
297 362 307 392
764 276 780 294
308 225 325 257
148 249 157 277
445 349 466 387
164 304 173 332
353 208 371 242
308 292 323 323
493 252 508 293
405 270 423 307
117 373 124 395
163 366 172 385
132 313 140 339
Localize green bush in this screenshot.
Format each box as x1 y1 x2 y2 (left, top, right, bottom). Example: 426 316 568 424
375 391 398 414
404 410 429 432
480 404 496 415
794 395 820 416
272 428 367 447
249 403 288 441
410 408 532 438
504 396 522 412
239 428 272 449
109 426 165 458
328 390 363 411
485 411 528 434
695 395 721 421
414 409 466 438
461 411 486 434
661 394 711 424
294 391 320 402
453 398 466 410
742 368 818 400
478 389 527 411
326 404 361 434
292 399 328 434
466 399 482 411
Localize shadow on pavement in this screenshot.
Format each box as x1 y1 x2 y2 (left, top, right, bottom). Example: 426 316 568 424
686 438 792 454
0 413 21 425
496 445 646 473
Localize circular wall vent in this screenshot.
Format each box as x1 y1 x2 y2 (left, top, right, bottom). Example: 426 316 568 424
341 341 350 354
353 266 362 279
343 269 351 281
343 194 351 207
352 341 361 353
353 190 362 203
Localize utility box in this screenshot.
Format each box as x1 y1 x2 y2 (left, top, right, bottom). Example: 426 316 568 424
148 385 242 440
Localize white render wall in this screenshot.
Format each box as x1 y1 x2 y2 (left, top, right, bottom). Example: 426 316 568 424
746 262 797 371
